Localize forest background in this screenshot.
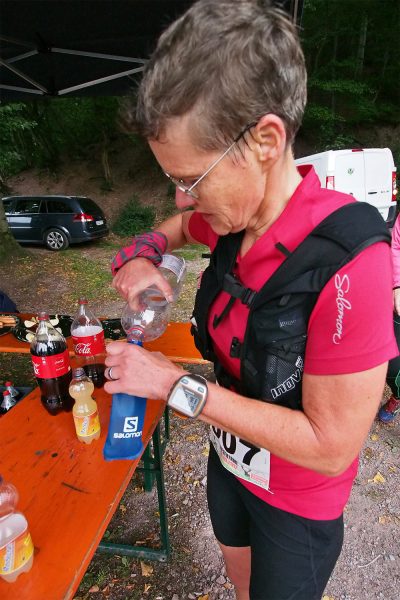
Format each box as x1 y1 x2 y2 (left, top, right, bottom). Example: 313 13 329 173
1 0 399 217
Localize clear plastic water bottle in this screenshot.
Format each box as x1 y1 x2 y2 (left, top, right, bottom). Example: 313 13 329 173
0 476 34 583
121 288 171 342
158 254 186 302
103 289 171 461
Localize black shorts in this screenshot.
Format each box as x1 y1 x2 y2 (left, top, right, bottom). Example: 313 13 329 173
207 444 344 600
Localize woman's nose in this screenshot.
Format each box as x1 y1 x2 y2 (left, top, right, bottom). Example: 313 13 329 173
175 188 196 210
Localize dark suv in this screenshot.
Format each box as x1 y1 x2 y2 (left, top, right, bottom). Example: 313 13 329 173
2 195 108 250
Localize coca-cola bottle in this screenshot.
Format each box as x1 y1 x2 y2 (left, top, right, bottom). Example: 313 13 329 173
71 298 106 388
30 312 73 415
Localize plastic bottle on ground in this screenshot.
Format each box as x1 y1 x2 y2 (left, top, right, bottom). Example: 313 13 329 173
69 367 101 444
0 475 34 583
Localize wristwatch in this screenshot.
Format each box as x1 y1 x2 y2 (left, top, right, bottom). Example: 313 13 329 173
167 374 208 418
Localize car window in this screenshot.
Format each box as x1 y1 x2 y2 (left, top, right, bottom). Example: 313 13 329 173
77 197 102 214
2 199 13 213
46 199 74 213
14 198 41 214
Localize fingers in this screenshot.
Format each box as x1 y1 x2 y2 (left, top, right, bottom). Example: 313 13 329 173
111 258 175 307
106 341 128 356
154 278 174 303
104 365 120 381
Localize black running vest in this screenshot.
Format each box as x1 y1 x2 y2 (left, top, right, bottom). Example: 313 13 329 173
190 202 391 410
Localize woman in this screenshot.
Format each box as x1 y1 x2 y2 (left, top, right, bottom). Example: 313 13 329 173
379 212 400 423
105 1 397 598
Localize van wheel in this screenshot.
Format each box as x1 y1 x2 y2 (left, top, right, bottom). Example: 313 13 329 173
44 228 69 251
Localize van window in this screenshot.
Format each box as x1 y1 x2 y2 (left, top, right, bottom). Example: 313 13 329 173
14 198 41 214
2 199 13 213
46 199 74 213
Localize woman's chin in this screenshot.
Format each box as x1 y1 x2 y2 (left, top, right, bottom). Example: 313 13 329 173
203 215 232 236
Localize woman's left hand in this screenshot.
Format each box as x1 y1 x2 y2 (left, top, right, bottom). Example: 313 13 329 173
104 341 184 400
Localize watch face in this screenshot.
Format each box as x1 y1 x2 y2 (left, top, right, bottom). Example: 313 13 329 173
170 376 207 417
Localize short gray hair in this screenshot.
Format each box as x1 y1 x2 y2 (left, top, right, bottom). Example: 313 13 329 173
127 0 307 149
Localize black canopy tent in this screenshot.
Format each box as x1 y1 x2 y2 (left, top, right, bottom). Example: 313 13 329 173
0 0 193 100
0 0 304 101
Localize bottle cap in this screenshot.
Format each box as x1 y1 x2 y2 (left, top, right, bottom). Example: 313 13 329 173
4 381 12 386
78 298 88 305
72 367 86 378
37 311 49 321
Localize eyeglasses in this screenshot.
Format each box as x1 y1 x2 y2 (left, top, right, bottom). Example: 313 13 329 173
164 122 256 200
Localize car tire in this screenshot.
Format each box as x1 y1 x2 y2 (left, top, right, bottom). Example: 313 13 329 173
44 228 69 251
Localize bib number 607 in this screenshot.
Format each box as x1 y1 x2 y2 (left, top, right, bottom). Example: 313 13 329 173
212 427 261 466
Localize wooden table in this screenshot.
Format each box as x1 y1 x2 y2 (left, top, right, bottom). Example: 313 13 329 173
0 321 207 599
0 386 165 599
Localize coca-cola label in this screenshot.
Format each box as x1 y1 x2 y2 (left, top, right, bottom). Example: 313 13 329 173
72 330 105 356
31 350 71 379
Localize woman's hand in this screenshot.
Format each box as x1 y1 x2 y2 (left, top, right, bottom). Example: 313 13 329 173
393 288 400 316
112 258 174 308
104 341 184 400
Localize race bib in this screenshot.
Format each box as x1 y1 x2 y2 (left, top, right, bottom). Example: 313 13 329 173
210 426 272 491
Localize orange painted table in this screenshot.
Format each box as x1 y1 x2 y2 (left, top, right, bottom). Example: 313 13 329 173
0 386 166 600
0 321 207 599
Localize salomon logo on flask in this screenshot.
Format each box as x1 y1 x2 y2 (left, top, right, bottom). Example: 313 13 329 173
113 416 142 438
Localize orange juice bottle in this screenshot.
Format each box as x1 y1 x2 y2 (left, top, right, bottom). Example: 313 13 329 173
0 476 34 583
69 367 101 444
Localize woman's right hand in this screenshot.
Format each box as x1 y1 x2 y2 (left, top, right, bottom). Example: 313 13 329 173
112 257 174 308
394 288 400 316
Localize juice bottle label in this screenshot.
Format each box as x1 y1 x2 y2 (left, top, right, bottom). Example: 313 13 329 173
0 530 34 575
72 330 105 356
31 349 70 378
74 410 100 438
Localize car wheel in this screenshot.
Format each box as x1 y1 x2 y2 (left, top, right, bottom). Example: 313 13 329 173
44 228 69 251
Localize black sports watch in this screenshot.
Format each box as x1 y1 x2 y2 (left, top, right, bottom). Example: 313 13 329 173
167 374 208 418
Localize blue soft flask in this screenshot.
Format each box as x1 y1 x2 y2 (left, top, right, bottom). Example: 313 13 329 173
103 288 171 461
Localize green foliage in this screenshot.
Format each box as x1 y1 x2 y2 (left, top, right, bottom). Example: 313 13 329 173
0 103 37 186
112 196 155 236
301 0 400 145
0 97 120 184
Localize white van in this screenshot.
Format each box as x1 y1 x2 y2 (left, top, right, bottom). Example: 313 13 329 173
295 148 398 227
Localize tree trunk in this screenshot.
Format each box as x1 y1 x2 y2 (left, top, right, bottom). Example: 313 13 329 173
101 132 113 188
355 12 368 79
331 33 338 117
0 202 27 262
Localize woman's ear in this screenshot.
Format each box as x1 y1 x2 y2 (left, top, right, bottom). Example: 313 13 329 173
251 114 287 165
